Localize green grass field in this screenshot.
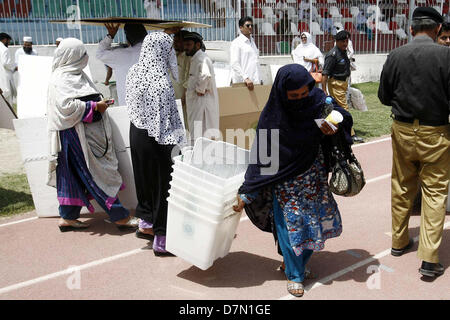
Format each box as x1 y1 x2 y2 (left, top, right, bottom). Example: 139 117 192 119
350 82 392 140
0 173 34 218
0 82 391 217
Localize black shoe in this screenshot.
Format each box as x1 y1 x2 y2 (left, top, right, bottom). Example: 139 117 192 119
391 239 414 257
154 250 175 257
419 261 444 278
352 135 365 144
135 229 155 241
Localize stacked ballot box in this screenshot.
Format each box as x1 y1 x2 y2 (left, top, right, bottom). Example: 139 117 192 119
166 138 250 270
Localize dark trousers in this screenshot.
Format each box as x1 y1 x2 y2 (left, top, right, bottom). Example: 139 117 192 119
59 198 129 222
129 122 175 236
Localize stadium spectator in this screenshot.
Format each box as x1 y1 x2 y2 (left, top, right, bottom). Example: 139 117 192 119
356 11 373 40
276 0 289 17
144 0 162 19
437 18 450 46
277 13 291 35
322 12 333 34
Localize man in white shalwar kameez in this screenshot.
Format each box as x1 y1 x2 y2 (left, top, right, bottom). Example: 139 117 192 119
0 33 16 105
96 23 147 106
184 32 219 143
15 36 37 68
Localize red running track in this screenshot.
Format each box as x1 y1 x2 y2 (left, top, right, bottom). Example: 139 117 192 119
0 136 448 300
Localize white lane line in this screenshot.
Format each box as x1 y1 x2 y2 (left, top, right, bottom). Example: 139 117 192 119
170 285 205 298
352 137 391 149
0 217 38 228
366 173 391 184
279 221 450 300
0 248 144 296
379 264 395 273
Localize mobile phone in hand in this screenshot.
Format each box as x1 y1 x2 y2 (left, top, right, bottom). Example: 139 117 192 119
105 99 115 105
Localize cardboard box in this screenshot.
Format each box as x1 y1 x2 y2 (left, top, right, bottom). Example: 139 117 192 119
218 84 271 149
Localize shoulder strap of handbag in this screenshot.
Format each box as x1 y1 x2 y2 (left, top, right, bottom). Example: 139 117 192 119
330 128 355 161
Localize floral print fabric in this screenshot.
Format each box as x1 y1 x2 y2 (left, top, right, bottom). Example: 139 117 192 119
126 32 185 145
274 148 342 256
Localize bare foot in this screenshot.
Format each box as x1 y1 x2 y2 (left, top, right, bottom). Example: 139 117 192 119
139 228 154 235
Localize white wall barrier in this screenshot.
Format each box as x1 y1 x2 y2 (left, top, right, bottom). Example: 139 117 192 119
13 107 138 218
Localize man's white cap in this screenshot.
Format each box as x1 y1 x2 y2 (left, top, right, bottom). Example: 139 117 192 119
56 37 63 42
23 36 32 42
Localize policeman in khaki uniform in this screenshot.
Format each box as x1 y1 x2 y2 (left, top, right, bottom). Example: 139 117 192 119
378 7 450 279
321 30 364 143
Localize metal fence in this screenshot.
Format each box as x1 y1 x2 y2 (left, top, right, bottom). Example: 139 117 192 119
0 0 448 55
251 0 447 55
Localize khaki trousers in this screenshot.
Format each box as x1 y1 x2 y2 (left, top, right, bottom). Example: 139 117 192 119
328 78 355 136
391 120 450 263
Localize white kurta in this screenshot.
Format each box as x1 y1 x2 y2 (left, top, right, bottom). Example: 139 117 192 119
0 42 16 104
186 50 219 141
96 36 143 106
14 47 37 67
229 33 261 84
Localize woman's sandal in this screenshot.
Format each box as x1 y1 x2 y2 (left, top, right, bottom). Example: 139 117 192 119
279 262 315 279
135 229 155 241
287 281 304 297
115 216 139 230
58 220 89 232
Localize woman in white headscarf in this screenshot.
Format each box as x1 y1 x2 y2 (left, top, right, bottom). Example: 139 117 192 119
47 38 138 232
126 29 184 256
291 32 324 72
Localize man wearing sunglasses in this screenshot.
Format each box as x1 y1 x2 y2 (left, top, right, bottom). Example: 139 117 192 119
230 16 262 90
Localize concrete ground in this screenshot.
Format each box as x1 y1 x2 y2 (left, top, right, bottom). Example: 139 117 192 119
0 137 448 300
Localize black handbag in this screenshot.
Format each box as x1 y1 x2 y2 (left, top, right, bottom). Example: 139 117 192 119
328 129 365 197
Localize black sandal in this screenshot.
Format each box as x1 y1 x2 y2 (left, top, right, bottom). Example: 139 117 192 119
154 250 175 257
135 229 155 241
58 221 89 232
